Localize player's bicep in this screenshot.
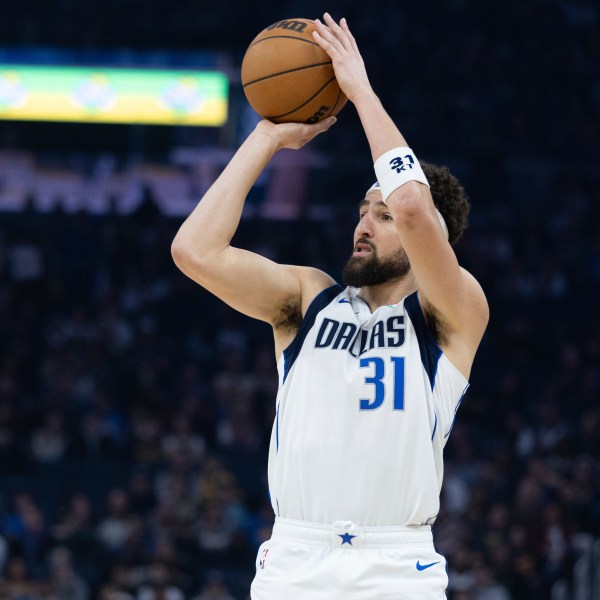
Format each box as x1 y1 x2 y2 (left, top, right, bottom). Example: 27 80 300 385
172 245 302 324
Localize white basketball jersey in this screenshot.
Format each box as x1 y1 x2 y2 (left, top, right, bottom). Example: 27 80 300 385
267 285 469 527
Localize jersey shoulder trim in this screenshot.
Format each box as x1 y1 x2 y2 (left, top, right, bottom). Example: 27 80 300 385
404 291 442 390
282 283 343 383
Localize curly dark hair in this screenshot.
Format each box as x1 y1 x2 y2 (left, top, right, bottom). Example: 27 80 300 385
421 161 470 245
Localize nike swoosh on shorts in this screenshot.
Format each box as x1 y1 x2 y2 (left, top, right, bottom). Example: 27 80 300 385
416 560 441 571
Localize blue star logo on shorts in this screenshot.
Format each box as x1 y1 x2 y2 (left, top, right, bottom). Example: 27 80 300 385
338 533 357 545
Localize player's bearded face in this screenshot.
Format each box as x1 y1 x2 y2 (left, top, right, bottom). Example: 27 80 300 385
342 240 411 287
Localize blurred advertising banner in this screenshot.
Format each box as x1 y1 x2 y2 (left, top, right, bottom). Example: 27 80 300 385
0 65 228 126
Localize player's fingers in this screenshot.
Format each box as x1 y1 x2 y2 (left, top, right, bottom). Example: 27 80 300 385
313 19 345 55
300 117 337 143
315 116 337 133
305 116 337 137
323 12 353 52
313 20 343 52
340 18 360 53
312 29 342 58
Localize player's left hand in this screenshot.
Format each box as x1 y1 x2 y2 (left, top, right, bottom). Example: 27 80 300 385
313 13 373 104
255 116 337 150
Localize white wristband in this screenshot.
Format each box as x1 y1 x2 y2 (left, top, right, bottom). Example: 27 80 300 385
373 147 429 204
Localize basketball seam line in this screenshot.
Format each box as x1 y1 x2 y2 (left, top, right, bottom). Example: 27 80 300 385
248 35 321 50
267 76 336 120
327 88 343 118
242 61 333 88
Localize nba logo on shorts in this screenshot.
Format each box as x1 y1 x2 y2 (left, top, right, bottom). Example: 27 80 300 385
259 548 269 570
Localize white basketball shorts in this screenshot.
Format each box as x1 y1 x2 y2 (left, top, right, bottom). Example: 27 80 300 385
251 518 448 599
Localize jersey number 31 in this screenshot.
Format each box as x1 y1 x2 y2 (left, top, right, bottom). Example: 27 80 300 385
359 356 405 411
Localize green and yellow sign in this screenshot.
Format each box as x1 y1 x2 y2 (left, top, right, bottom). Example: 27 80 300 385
0 65 228 126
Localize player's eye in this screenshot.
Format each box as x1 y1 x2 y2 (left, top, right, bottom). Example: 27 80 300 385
359 213 366 220
382 214 393 221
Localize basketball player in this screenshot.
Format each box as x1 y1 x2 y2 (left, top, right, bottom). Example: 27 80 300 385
171 13 488 600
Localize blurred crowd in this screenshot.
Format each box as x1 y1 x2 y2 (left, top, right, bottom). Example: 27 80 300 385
1 0 599 599
1 158 599 599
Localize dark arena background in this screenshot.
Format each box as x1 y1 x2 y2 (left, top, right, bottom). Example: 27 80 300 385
0 1 599 599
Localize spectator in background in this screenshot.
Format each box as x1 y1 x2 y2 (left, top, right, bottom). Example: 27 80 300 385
104 565 136 599
191 571 236 600
47 547 89 600
162 416 206 465
195 502 236 554
1 494 49 574
135 563 184 600
96 490 132 554
98 583 134 600
30 412 68 464
472 562 510 600
52 493 94 544
127 471 156 518
0 556 40 598
73 393 126 458
130 406 164 465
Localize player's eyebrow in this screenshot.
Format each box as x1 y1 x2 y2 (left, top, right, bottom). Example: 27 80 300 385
359 199 388 210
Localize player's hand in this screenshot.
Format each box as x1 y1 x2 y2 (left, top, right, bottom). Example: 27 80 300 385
312 13 373 104
255 117 336 151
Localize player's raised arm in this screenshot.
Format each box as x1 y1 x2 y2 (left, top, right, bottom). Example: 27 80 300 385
313 14 488 363
171 118 336 328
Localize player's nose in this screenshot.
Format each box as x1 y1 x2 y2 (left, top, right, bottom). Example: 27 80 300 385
356 213 374 238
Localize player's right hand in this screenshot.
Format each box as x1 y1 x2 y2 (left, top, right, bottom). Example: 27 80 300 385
313 14 373 105
255 117 336 150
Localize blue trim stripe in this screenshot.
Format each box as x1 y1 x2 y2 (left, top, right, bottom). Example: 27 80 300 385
404 291 442 390
444 383 469 439
282 284 343 383
275 402 280 452
431 413 438 441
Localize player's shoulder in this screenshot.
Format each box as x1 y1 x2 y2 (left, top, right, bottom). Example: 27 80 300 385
420 267 488 315
459 267 489 322
418 266 488 345
285 265 338 315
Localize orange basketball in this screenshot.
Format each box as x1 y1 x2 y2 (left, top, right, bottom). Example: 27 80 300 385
241 18 348 124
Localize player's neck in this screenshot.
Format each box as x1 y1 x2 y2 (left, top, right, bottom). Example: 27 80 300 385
357 272 418 311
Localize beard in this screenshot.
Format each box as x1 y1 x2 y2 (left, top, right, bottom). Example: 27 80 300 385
342 243 411 288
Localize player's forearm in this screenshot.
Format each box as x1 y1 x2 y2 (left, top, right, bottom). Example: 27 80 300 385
353 90 410 162
353 89 433 223
172 129 278 259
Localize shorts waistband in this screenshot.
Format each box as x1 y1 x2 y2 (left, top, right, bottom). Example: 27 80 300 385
272 517 433 549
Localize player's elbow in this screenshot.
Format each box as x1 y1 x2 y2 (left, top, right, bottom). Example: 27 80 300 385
171 236 200 272
171 235 224 279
